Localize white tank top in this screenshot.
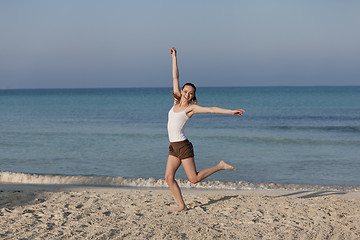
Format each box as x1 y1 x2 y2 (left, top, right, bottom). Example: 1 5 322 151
167 106 190 142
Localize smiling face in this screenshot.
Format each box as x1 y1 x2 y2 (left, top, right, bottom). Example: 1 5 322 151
181 85 196 103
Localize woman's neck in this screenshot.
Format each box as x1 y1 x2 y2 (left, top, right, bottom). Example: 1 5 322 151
178 101 190 108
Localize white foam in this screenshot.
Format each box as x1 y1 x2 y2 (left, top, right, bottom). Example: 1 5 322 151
1 171 358 192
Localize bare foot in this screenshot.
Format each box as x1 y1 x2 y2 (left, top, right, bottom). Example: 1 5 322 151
218 160 237 170
170 205 188 213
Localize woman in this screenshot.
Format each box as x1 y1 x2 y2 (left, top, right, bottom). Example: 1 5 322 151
165 47 245 212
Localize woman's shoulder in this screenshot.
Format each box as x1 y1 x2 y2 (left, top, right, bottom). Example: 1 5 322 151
187 104 200 110
186 104 200 113
185 104 198 118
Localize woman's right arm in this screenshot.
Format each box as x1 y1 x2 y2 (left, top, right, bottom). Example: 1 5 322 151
171 47 180 97
187 105 245 118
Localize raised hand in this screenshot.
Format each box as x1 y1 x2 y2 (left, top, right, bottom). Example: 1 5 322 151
170 47 177 57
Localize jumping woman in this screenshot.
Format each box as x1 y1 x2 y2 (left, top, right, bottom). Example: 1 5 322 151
165 47 245 212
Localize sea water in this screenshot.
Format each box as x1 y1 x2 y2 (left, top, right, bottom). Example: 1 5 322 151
1 87 359 189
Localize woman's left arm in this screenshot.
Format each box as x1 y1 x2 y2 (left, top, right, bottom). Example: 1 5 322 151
187 105 245 117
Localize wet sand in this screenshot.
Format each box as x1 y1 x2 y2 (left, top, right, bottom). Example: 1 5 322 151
1 185 359 239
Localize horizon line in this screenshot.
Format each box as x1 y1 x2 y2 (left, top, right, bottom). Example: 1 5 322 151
1 85 360 91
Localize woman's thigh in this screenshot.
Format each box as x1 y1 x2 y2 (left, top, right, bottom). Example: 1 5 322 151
181 157 197 179
165 155 182 178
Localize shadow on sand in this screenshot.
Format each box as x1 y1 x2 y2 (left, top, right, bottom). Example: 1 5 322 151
197 195 239 212
271 190 347 199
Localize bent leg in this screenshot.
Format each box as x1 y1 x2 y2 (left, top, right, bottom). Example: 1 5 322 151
182 158 236 184
164 155 187 212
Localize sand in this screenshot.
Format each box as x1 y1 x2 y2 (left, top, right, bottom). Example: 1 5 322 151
1 185 359 239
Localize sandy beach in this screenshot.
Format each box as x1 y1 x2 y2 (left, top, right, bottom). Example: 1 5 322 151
1 185 359 240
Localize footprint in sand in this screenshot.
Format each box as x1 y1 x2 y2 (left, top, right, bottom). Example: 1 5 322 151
103 211 111 216
75 204 83 209
63 212 71 218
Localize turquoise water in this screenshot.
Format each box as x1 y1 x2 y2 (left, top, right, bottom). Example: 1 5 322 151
1 87 359 187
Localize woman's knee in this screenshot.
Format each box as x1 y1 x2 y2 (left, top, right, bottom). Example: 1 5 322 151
188 177 199 184
165 174 175 184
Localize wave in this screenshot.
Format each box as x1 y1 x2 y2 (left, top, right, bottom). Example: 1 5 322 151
1 171 358 192
1 131 165 138
195 135 360 146
198 125 360 133
3 131 359 148
265 126 360 133
249 115 360 122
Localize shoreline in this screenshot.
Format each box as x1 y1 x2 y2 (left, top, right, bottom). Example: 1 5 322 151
1 183 360 200
1 183 360 195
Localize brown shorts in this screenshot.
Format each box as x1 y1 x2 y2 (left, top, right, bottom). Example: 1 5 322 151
169 139 194 160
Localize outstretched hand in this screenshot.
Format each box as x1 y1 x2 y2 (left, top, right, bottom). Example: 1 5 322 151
232 109 245 116
170 47 177 57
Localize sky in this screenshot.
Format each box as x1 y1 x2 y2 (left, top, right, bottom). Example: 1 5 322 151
1 1 359 89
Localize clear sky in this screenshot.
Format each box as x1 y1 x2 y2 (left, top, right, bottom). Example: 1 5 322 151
1 1 359 89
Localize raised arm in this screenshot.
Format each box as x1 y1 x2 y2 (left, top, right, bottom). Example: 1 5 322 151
171 47 180 97
187 105 245 118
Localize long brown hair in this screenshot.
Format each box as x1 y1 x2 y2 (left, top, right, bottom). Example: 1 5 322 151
172 83 197 105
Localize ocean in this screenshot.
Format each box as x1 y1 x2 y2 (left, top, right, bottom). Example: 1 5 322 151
1 87 359 190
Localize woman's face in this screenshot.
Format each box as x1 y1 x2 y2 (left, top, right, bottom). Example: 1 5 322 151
181 85 195 102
